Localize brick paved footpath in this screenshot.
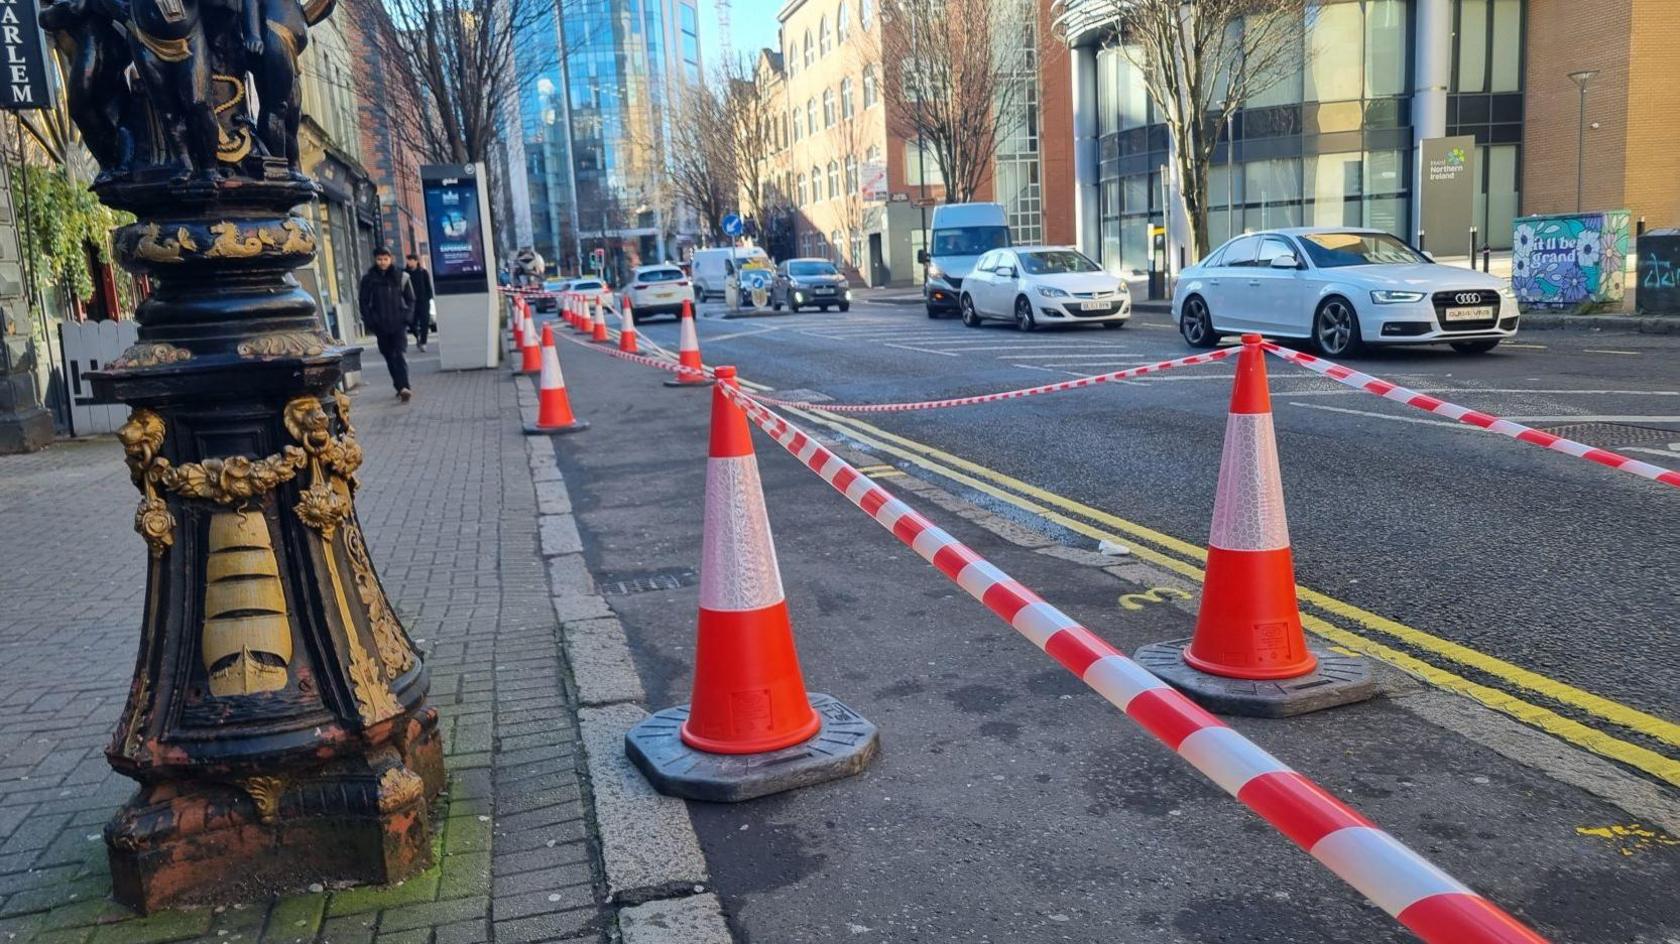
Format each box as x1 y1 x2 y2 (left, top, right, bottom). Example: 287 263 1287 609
0 354 610 944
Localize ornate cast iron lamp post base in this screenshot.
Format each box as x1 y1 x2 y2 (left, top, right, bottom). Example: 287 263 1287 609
88 171 443 911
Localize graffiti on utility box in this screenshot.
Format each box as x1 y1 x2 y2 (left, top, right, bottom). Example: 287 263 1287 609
1511 211 1629 313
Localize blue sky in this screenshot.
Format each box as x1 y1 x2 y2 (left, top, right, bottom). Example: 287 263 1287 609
701 0 782 71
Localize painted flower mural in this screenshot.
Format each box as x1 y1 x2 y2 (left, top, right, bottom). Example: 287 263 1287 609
1511 211 1630 312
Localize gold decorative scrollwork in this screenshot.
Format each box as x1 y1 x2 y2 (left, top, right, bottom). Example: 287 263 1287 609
133 496 176 558
133 223 199 263
212 75 255 164
239 331 329 359
118 409 175 556
347 639 401 724
208 221 265 259
277 217 317 254
376 766 425 813
345 522 414 678
110 342 192 370
239 775 287 825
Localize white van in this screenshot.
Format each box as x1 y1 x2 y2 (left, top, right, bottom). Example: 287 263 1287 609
918 203 1010 318
691 246 770 301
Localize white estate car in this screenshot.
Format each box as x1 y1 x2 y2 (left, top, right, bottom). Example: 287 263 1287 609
624 264 689 320
958 246 1131 331
1173 227 1518 356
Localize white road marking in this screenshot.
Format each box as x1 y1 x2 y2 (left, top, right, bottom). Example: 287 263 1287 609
1009 364 1072 374
884 343 961 357
702 325 788 343
1625 447 1680 459
1013 355 1140 363
937 343 1133 352
1286 401 1472 430
1502 343 1548 350
1499 415 1680 424
1583 349 1641 356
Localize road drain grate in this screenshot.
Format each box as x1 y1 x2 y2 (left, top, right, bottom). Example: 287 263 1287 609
1535 422 1680 448
596 567 699 596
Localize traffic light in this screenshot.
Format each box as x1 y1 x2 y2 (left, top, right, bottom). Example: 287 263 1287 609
590 248 605 272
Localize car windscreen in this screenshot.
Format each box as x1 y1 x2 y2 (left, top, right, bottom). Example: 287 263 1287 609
932 226 1009 257
639 269 684 282
572 280 602 290
788 261 838 277
1297 232 1427 268
1019 250 1100 275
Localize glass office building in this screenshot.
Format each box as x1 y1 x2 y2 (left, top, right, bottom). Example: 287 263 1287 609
1062 0 1526 276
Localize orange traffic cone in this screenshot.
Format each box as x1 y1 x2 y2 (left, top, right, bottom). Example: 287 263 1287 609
569 294 583 331
511 298 525 350
525 324 588 435
1133 334 1374 716
624 365 879 800
680 365 819 753
591 297 610 343
664 298 713 387
1184 334 1314 679
519 308 542 374
618 294 638 354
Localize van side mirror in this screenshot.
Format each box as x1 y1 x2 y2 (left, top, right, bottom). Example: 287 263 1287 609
917 249 929 265
1270 253 1299 270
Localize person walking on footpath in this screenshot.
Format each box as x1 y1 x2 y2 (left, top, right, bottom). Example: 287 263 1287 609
406 253 435 351
360 247 417 402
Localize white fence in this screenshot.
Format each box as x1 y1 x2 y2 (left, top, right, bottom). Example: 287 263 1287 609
59 319 138 437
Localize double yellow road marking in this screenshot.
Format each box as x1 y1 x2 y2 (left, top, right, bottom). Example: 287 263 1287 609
774 402 1680 787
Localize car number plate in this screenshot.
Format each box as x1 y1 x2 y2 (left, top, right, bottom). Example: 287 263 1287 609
814 287 835 295
1444 305 1494 322
1080 301 1109 311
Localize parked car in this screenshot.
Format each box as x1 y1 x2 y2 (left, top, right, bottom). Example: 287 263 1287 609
567 277 611 313
691 247 770 301
771 258 851 312
534 278 570 313
624 264 689 319
920 203 1010 318
958 246 1129 331
1173 227 1518 356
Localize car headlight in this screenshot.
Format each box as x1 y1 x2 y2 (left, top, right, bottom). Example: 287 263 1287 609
1035 285 1069 298
1499 286 1516 299
1117 282 1130 294
845 289 853 300
794 291 804 302
1370 290 1426 304
926 262 944 281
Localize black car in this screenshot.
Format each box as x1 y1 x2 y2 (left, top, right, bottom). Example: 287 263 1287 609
771 258 851 312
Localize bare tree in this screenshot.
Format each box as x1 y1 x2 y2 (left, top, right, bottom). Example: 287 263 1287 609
344 0 562 168
720 56 783 231
1074 0 1308 258
662 82 739 244
871 0 1035 204
827 104 874 277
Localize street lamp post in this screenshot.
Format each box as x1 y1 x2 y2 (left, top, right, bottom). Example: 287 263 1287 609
1568 69 1598 213
52 8 442 914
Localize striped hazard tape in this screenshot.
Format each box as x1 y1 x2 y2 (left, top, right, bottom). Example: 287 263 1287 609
744 348 1235 413
721 383 1548 944
1263 343 1680 491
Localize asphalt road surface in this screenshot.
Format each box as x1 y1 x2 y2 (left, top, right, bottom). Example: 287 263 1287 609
631 298 1680 790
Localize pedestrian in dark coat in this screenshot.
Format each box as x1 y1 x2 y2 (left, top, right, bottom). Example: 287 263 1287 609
359 247 417 401
405 253 435 350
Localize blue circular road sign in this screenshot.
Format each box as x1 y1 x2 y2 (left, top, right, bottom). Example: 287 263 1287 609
722 213 743 237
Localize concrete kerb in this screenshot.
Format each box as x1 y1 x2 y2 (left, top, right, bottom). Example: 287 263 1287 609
516 374 726 939
1518 312 1680 334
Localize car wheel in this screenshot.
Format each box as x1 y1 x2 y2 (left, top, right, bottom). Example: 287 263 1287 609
960 294 982 327
1450 339 1501 354
1014 295 1036 332
1179 296 1219 348
839 303 850 312
694 286 703 302
789 302 801 313
1313 297 1363 357
926 304 941 319
772 300 783 311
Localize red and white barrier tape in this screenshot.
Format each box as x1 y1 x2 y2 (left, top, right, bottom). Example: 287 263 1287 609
555 326 1549 941
742 348 1236 413
719 384 1546 944
1262 343 1680 491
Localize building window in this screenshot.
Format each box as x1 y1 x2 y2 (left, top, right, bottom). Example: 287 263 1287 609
793 107 803 141
859 0 872 28
1453 0 1521 94
837 0 850 40
862 65 878 108
829 230 842 262
822 88 835 126
804 30 814 67
812 165 823 198
865 144 880 164
852 233 864 268
798 173 809 204
807 99 817 135
903 141 943 186
819 15 833 55
840 77 854 118
845 155 859 193
827 161 839 199
787 40 798 75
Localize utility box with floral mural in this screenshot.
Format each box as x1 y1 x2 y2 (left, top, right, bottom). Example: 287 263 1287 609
1511 211 1630 313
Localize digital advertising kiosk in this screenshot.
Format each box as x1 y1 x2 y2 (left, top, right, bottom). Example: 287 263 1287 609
421 163 499 369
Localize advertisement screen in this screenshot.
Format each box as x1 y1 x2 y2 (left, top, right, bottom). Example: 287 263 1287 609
424 175 488 293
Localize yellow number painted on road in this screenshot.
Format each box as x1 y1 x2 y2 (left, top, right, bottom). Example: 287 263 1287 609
1119 587 1193 610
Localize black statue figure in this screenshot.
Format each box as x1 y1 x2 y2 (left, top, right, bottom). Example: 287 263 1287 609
244 0 335 177
128 0 222 181
39 0 137 181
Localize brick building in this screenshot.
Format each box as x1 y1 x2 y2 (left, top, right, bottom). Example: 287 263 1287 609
342 8 430 263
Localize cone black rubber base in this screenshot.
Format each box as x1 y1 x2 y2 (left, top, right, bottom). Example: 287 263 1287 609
1133 639 1378 718
663 376 716 388
625 693 879 802
523 419 590 436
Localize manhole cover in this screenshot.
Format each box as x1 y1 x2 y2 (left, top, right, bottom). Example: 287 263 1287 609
1535 422 1680 448
595 567 698 597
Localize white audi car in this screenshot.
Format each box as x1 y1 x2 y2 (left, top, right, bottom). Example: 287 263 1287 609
958 246 1130 330
1172 227 1518 356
